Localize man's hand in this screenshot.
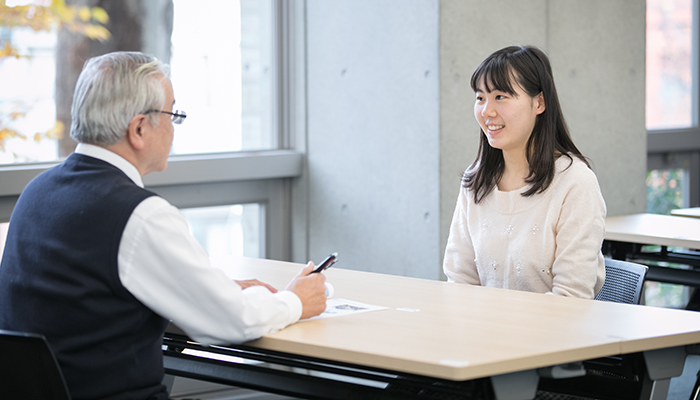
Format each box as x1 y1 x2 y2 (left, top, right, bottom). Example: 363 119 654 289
285 262 327 319
234 279 278 293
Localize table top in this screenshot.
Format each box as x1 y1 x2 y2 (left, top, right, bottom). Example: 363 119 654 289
671 207 700 219
605 213 700 250
209 256 700 381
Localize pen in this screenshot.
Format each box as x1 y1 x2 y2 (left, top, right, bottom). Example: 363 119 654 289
312 252 337 273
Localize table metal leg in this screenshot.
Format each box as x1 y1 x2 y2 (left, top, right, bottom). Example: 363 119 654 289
640 346 688 400
490 370 539 400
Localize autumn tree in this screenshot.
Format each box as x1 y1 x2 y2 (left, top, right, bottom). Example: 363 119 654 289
55 0 173 157
0 0 109 159
1 0 173 161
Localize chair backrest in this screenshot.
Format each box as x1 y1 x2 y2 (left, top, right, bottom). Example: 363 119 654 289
0 329 71 400
594 258 648 305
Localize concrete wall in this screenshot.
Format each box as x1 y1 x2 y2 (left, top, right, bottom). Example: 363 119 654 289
303 0 441 278
301 0 646 279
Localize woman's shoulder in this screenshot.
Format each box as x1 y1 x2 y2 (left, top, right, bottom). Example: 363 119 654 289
554 153 601 187
555 153 591 173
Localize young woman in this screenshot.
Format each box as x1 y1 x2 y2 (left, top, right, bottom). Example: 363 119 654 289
443 45 606 299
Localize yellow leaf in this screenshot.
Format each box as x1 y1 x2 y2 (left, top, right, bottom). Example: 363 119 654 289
9 112 26 120
91 7 109 24
46 120 64 139
0 40 24 60
0 128 13 141
0 128 25 140
83 24 110 41
78 6 91 22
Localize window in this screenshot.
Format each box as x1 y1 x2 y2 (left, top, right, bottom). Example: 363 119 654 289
646 0 695 130
644 0 698 308
0 0 303 261
170 0 275 155
646 0 699 211
0 20 59 163
0 0 276 164
646 168 687 215
181 204 263 258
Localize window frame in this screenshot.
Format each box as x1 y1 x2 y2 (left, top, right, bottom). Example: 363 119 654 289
0 0 303 261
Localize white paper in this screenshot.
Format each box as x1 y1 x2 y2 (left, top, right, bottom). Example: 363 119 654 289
306 298 389 320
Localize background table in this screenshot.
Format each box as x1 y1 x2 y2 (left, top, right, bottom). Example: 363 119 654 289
671 208 700 219
604 213 700 289
163 256 700 400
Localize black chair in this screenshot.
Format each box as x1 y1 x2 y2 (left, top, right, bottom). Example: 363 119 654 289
537 259 650 400
0 329 71 400
594 258 649 304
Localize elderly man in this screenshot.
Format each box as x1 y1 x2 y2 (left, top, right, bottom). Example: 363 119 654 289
0 51 327 400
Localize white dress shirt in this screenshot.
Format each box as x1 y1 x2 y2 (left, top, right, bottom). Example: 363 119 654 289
75 144 302 346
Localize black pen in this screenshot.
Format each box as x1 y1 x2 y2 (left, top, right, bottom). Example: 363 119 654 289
312 252 337 273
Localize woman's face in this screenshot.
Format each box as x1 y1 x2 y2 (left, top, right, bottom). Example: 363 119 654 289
473 76 545 156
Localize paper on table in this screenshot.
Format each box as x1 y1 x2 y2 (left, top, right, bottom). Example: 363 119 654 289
306 298 389 320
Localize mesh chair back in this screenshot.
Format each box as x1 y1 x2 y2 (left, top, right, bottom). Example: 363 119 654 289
594 259 648 305
0 329 71 400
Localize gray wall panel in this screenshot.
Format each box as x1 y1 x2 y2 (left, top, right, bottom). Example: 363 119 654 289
305 0 441 278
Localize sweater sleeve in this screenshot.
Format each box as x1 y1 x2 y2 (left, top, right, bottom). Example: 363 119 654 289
443 185 481 285
550 166 607 298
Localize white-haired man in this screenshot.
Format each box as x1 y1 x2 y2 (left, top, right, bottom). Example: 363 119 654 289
0 51 327 400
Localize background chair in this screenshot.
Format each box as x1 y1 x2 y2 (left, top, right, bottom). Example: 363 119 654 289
537 259 650 399
0 329 71 400
594 258 649 304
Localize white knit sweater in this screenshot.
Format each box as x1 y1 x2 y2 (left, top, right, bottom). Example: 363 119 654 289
443 155 606 298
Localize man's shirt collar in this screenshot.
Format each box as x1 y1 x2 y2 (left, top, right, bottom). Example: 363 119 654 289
74 143 145 188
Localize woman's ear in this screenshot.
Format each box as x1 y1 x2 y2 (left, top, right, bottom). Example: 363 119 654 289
535 92 546 115
127 114 148 150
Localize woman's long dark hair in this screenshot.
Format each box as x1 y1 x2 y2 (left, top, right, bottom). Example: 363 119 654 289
463 45 589 203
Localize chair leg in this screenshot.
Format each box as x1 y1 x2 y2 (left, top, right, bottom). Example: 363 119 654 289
690 370 700 400
163 374 175 394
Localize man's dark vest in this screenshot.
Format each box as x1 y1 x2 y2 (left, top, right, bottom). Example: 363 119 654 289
0 153 169 400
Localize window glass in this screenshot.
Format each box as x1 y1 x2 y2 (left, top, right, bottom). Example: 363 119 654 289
169 0 274 155
646 168 687 214
646 0 694 130
644 168 691 309
0 0 275 165
180 203 262 258
0 25 59 163
644 280 690 308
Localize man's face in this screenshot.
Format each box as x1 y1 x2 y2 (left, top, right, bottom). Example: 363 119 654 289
144 75 175 174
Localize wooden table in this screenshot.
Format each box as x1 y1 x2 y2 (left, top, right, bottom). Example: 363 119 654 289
606 213 700 250
604 213 700 288
671 208 700 219
163 257 700 400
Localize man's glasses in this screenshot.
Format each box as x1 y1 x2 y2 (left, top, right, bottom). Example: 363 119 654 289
142 109 187 125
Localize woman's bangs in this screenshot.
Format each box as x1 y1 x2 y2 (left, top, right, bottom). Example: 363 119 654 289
471 58 517 96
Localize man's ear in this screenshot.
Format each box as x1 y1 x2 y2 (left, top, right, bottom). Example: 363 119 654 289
127 114 148 150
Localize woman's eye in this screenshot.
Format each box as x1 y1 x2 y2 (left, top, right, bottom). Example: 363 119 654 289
495 95 506 100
